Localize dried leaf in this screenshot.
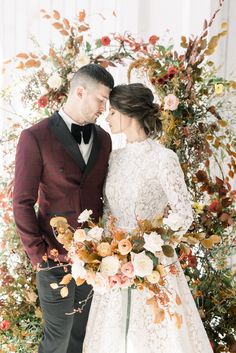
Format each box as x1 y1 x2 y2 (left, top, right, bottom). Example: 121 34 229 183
201 238 214 249
209 234 221 244
3 59 12 64
63 18 70 29
49 48 56 57
179 243 191 255
221 21 228 29
162 245 174 257
176 294 181 305
59 273 72 285
78 25 90 32
76 277 86 286
60 286 69 298
25 59 40 68
146 297 165 323
16 53 29 59
43 14 51 19
53 22 63 30
78 9 86 22
50 283 59 289
172 313 182 328
53 10 60 20
60 29 69 36
113 11 117 17
16 61 25 69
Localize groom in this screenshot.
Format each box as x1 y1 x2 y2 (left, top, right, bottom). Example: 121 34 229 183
13 64 114 353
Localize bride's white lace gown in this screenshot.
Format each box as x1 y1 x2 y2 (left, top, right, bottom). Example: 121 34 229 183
83 139 213 353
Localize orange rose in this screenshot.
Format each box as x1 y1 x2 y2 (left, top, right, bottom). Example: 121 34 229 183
118 239 132 255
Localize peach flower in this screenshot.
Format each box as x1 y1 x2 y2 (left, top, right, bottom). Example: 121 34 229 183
118 239 132 255
97 242 112 257
120 262 135 278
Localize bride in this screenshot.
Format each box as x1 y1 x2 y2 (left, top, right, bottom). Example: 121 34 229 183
83 83 213 353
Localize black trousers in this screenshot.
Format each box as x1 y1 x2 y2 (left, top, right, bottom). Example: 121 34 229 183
36 260 92 353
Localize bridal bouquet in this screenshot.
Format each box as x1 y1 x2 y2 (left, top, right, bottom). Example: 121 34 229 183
48 209 218 324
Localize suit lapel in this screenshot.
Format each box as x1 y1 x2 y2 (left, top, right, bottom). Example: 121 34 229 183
49 112 86 172
81 125 101 183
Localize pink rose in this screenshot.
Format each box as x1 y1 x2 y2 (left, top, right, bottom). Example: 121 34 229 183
120 275 132 288
164 94 180 111
109 274 122 288
120 262 135 278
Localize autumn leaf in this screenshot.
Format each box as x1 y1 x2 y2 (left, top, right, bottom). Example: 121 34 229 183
78 25 90 32
76 277 86 286
53 22 63 30
176 294 181 305
113 11 117 17
162 245 174 257
16 53 29 59
172 313 182 328
63 18 70 29
60 29 69 36
59 273 72 285
43 14 51 19
49 48 56 57
78 9 86 22
25 59 40 68
60 286 69 298
50 283 59 289
16 61 25 69
201 238 214 249
146 297 165 323
3 59 12 64
53 10 60 20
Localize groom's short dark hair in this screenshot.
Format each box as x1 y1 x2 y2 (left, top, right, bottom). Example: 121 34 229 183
70 64 114 91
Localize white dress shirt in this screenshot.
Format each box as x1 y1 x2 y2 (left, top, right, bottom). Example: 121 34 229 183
58 107 93 164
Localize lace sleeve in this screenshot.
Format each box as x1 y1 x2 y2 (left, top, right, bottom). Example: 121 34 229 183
159 148 193 236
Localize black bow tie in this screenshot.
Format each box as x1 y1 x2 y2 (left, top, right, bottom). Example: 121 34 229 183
71 123 92 144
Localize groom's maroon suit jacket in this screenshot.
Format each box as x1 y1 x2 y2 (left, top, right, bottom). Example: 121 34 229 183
13 112 111 266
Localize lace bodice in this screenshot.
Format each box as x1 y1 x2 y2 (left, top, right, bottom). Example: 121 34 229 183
104 138 193 233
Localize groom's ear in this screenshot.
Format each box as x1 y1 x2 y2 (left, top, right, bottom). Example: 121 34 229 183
76 85 86 99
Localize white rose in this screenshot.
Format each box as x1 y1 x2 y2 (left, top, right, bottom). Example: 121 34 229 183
87 226 103 241
146 270 161 284
132 251 153 277
71 255 86 281
93 273 110 294
143 232 164 253
74 229 86 242
164 94 180 111
100 256 120 277
77 209 93 223
40 86 48 95
163 213 183 231
75 53 90 68
48 73 62 89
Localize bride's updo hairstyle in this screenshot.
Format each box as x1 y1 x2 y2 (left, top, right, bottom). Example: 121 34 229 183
109 83 162 137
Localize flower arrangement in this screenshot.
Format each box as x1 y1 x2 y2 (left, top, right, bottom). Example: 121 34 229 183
47 208 218 326
0 1 236 352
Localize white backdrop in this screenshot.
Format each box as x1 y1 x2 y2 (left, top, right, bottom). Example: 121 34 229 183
0 0 235 134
